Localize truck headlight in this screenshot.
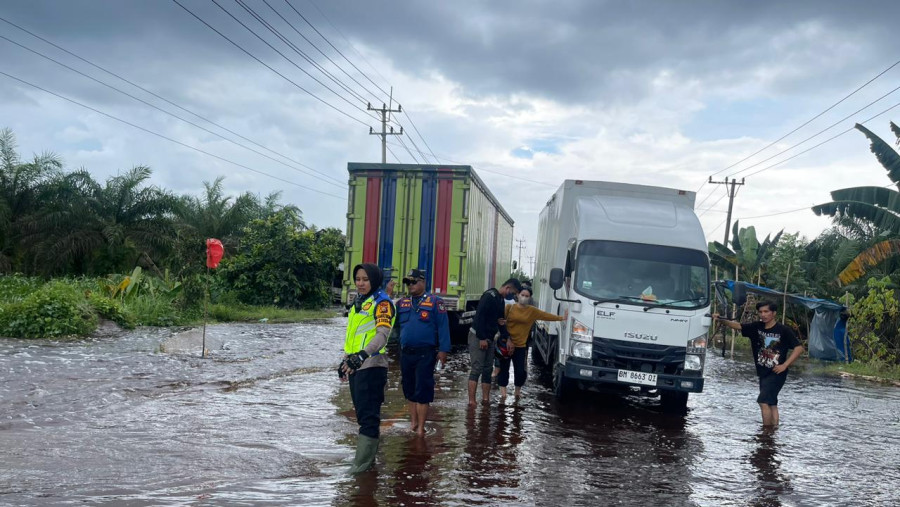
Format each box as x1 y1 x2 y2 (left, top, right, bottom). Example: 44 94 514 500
686 333 707 354
684 354 702 371
572 319 592 342
685 333 707 371
572 341 592 359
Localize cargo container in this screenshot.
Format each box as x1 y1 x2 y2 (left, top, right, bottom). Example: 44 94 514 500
342 163 514 329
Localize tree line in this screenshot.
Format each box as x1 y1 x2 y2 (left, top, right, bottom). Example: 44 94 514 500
0 128 344 310
708 121 900 367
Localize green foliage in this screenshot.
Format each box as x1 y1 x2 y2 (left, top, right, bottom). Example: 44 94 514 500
221 210 343 308
0 273 41 304
208 302 332 323
708 221 782 281
0 281 96 338
766 233 811 294
87 292 135 329
846 277 900 364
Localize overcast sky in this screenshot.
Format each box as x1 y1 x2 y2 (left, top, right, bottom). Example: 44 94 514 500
2 0 900 275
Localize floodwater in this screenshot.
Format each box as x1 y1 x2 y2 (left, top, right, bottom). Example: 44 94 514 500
1 319 898 506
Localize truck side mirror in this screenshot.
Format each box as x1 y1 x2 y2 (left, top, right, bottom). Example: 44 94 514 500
733 282 747 306
549 268 564 290
512 260 518 270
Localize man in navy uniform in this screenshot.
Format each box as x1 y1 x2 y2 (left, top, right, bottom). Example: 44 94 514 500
396 269 450 436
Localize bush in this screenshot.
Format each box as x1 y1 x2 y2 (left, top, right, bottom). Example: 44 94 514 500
124 294 181 327
0 274 41 304
0 281 97 338
87 292 136 329
847 277 900 364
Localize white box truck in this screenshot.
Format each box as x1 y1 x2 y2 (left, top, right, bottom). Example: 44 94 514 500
532 180 711 411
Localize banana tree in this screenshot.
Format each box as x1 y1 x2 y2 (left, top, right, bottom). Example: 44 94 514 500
812 122 900 285
708 220 783 283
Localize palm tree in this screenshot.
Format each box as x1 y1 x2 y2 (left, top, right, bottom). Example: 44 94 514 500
812 122 900 286
22 166 177 274
0 128 62 272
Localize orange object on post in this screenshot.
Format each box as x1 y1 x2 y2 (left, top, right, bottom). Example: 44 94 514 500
206 238 224 269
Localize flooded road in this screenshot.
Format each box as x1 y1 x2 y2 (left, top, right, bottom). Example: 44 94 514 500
1 319 899 506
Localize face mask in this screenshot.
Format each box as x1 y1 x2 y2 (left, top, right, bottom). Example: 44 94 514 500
518 295 530 304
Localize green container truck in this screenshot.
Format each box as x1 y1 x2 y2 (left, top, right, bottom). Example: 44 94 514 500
342 163 515 330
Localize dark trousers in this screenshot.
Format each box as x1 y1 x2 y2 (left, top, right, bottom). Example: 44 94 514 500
497 347 528 388
349 367 387 438
401 346 437 403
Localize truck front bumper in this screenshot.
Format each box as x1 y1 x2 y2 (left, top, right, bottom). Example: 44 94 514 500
564 362 704 393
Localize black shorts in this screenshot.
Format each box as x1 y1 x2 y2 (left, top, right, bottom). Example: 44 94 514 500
400 346 437 404
757 372 788 406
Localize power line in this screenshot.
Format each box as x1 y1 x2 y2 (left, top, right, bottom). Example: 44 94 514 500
282 0 440 167
0 33 346 188
697 58 900 193
291 0 392 101
743 98 900 179
0 70 345 200
172 0 374 128
211 0 379 121
0 14 345 186
266 0 386 105
697 192 728 218
732 84 900 178
232 0 370 106
402 109 439 164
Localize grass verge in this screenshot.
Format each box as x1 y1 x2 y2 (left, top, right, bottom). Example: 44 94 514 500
206 303 336 323
819 361 900 384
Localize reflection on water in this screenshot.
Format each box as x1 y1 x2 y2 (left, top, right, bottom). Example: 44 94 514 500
1 321 899 506
748 429 792 507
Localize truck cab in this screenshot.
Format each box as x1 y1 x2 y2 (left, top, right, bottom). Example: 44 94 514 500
533 181 711 412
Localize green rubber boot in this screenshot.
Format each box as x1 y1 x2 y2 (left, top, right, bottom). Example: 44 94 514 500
348 434 379 475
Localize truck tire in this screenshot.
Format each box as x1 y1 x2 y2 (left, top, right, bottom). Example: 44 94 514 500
553 361 574 402
660 390 689 414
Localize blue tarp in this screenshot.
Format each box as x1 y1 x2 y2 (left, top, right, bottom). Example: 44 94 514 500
714 280 851 362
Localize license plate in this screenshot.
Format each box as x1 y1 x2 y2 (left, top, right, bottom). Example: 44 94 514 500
617 369 657 386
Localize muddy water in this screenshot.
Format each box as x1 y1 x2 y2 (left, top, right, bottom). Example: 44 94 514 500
1 319 898 506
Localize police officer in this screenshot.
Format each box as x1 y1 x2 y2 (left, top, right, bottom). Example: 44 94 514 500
396 269 450 436
340 263 395 474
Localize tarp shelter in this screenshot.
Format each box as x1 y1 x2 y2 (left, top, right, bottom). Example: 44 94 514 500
713 280 851 362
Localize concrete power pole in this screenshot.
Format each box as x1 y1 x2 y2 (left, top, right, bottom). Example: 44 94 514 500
528 255 535 277
368 102 402 163
708 176 745 249
515 238 526 271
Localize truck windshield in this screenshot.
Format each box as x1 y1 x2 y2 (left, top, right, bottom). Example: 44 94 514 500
573 240 709 309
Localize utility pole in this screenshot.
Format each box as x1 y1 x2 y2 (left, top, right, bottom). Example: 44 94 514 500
515 238 526 271
368 101 402 163
708 176 745 249
528 255 535 277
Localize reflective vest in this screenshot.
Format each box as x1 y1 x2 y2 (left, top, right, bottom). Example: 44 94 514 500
345 291 392 355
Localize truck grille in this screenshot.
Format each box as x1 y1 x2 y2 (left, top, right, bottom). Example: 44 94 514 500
592 337 686 374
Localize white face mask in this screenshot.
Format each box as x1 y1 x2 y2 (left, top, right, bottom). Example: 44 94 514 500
518 295 530 305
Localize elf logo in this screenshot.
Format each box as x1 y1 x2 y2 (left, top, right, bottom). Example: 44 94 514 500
624 332 658 341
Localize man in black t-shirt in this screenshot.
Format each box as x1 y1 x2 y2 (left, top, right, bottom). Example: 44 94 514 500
714 301 804 426
467 278 522 406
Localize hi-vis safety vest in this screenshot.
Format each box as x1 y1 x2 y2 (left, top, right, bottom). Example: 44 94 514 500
345 291 392 356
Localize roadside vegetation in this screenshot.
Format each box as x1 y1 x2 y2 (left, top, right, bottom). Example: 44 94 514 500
0 128 343 339
710 121 900 382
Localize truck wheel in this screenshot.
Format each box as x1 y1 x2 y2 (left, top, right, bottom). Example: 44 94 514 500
660 391 689 414
530 342 546 367
553 361 574 402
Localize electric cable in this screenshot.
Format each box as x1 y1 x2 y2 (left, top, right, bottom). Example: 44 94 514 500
0 70 345 200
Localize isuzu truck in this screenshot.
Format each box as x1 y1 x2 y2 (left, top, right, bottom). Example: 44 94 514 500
532 180 711 411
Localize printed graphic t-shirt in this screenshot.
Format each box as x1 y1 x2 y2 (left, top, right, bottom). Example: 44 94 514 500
740 321 801 377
